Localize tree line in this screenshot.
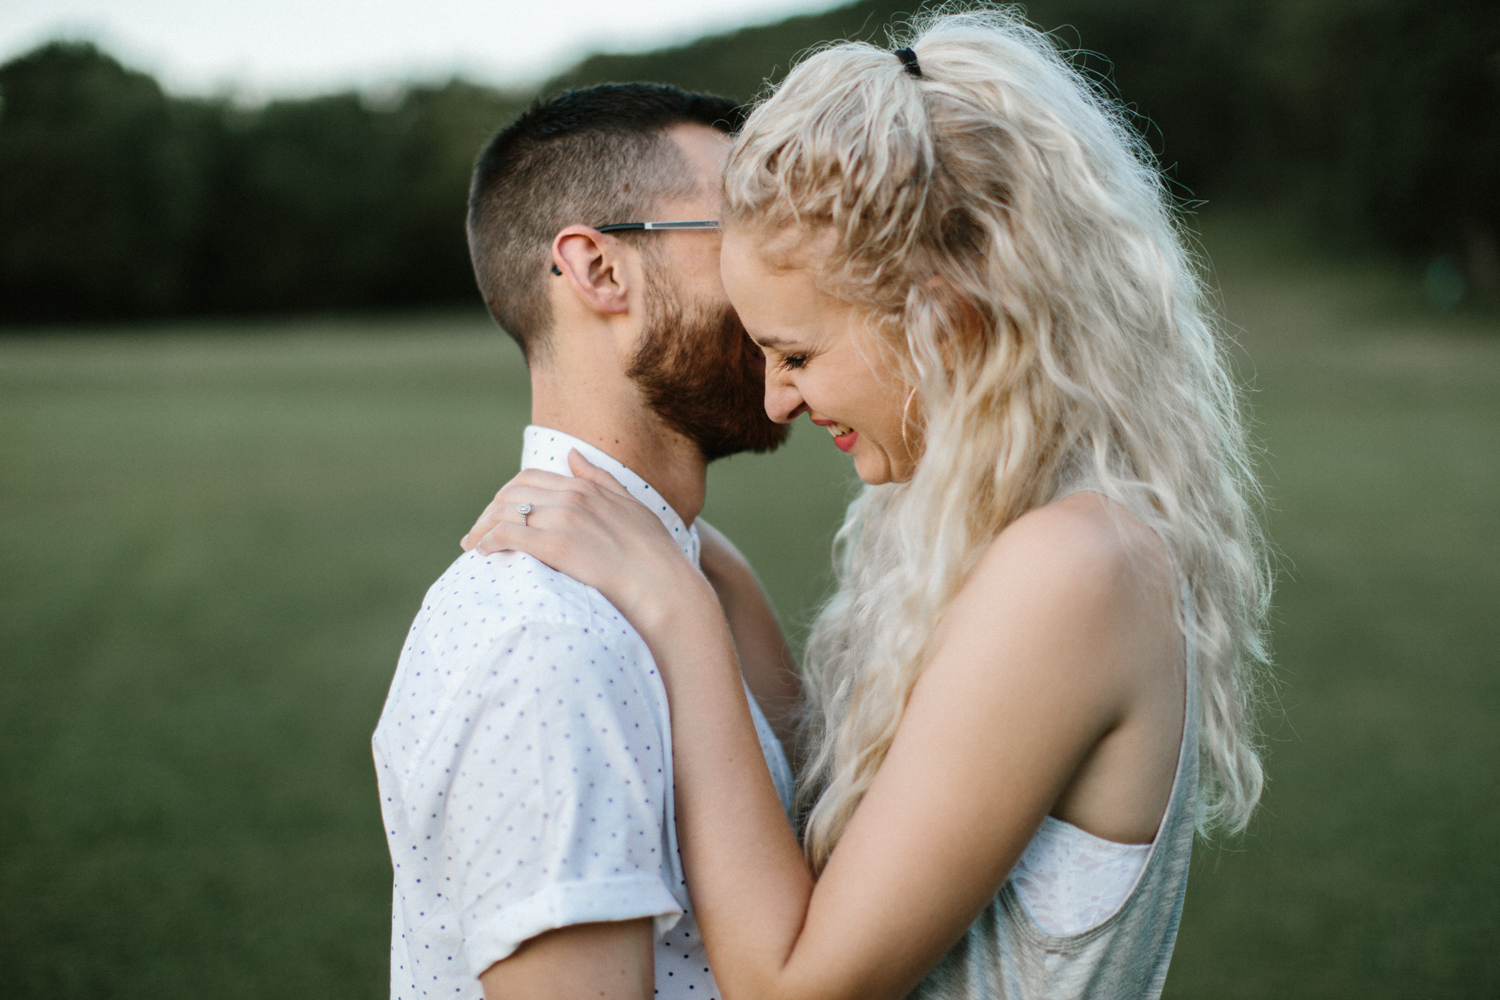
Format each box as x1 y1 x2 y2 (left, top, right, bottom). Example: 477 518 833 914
1 0 1495 325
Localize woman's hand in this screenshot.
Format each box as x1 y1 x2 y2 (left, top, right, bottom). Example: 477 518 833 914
460 449 718 641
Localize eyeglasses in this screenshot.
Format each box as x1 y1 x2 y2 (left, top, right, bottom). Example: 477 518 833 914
550 220 720 274
595 220 720 233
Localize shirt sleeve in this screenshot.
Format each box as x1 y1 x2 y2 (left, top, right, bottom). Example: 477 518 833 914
440 621 682 978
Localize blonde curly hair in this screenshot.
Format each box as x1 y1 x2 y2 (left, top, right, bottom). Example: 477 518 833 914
723 6 1272 871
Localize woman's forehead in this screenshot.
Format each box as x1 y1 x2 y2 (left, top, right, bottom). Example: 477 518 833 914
722 221 836 271
722 235 814 303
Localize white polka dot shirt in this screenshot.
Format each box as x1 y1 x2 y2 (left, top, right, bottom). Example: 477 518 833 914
374 425 794 999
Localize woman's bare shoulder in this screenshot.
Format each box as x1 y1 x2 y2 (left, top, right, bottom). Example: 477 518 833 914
971 493 1165 601
939 492 1175 680
916 495 1179 817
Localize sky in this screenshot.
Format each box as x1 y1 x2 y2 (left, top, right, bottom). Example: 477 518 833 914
0 0 844 99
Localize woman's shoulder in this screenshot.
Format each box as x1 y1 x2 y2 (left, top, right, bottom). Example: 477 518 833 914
930 492 1180 748
948 497 1182 653
969 491 1170 610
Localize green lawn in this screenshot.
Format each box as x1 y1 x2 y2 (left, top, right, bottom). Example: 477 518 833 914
1 224 1495 997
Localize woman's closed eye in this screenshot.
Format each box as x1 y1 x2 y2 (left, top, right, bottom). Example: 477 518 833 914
777 353 810 371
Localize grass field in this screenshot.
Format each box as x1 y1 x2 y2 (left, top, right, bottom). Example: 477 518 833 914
1 220 1496 997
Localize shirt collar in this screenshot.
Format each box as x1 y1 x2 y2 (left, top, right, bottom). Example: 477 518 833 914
521 425 700 568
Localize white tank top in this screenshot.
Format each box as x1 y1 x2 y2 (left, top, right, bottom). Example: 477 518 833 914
1009 817 1152 936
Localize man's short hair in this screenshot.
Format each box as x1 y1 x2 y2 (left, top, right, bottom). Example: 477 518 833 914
468 84 743 361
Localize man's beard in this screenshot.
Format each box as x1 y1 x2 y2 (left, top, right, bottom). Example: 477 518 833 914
627 272 789 462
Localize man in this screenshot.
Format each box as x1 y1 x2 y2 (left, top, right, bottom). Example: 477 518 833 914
372 84 799 1000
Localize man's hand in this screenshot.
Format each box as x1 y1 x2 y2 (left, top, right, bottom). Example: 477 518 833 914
479 919 653 1000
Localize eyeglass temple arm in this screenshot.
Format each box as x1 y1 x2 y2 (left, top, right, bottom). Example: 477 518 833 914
551 221 722 273
594 220 721 232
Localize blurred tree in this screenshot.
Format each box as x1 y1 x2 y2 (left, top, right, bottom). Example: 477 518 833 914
188 81 524 312
0 46 526 323
190 93 403 312
377 81 529 306
1312 0 1500 290
0 43 207 321
546 2 897 101
1 0 1495 324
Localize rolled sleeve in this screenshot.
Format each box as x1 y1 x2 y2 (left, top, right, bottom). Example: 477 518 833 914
439 622 681 977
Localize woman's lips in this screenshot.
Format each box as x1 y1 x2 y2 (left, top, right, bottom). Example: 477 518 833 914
820 420 858 453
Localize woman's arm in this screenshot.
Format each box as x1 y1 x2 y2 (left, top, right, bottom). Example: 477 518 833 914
470 455 1177 1000
696 520 802 757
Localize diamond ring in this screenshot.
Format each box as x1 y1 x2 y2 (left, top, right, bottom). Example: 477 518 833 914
516 502 533 527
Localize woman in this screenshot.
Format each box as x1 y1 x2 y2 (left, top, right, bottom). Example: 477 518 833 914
463 10 1270 999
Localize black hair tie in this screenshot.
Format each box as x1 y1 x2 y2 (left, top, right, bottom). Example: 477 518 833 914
894 47 922 79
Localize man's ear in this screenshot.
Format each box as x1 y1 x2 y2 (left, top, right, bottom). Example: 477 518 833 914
552 226 631 316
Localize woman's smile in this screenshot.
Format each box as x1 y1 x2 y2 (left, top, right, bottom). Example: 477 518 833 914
812 417 859 452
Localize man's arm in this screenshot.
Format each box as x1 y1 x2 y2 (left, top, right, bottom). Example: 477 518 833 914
441 619 683 993
480 919 653 1000
696 520 802 758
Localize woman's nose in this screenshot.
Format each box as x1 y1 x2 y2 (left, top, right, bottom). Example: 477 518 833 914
764 375 806 425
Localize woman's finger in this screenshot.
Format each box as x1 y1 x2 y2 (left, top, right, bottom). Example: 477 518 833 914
566 449 633 498
461 492 512 550
508 467 588 492
472 518 567 568
462 485 558 548
461 467 614 550
461 484 565 550
474 494 597 559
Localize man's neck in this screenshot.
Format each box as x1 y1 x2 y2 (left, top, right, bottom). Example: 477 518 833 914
529 395 707 526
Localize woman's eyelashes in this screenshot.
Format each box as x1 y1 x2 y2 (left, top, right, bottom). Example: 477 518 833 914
777 352 810 371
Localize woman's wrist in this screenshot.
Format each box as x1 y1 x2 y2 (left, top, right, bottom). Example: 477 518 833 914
627 564 722 648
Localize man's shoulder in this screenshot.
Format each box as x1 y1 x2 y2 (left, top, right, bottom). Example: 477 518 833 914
377 548 659 763
418 548 608 633
398 548 650 687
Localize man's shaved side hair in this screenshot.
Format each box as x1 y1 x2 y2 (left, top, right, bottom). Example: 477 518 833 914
468 84 743 362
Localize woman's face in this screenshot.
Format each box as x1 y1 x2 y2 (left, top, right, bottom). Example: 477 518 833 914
720 227 917 485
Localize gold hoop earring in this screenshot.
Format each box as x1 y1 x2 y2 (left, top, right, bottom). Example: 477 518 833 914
900 386 920 456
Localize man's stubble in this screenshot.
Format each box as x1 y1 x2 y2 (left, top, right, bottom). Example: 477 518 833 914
627 267 790 462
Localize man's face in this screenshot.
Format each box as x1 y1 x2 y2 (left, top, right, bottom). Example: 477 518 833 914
625 125 789 460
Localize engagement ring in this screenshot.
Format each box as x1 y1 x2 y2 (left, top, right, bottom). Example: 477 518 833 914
517 502 532 526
